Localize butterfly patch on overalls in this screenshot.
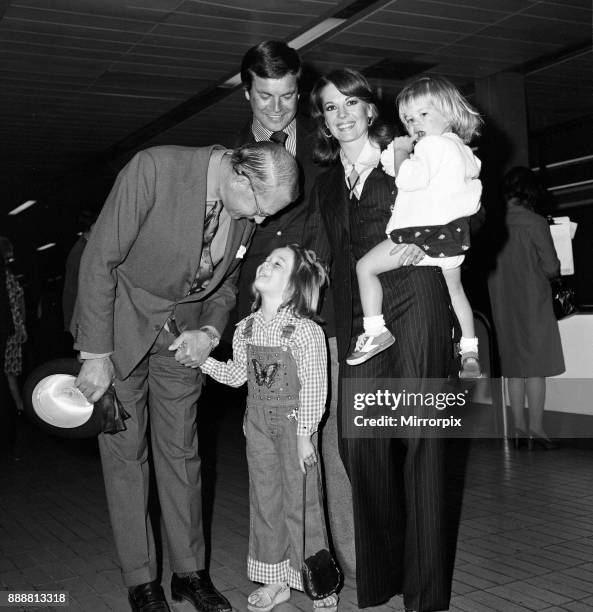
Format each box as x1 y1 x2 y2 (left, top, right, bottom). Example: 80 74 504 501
243 318 298 421
252 360 279 388
248 322 296 389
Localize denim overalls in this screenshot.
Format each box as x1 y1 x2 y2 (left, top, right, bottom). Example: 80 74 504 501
243 318 328 588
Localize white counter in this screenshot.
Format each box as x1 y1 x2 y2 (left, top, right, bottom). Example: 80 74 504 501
544 313 593 415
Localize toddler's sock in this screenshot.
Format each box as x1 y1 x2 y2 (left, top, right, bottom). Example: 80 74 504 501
459 336 478 354
363 315 388 337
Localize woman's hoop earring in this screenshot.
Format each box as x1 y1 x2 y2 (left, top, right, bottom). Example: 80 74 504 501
323 125 333 138
368 116 374 127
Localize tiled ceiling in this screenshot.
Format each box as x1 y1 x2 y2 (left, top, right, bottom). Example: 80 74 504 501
1 0 592 276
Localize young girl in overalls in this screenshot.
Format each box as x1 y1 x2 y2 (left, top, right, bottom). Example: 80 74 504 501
200 244 338 612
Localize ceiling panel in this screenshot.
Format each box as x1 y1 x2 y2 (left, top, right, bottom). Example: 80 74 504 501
369 8 494 33
179 1 322 19
480 14 591 43
139 34 248 55
384 0 515 23
421 0 537 10
5 5 156 33
0 52 110 77
424 58 510 79
346 20 468 44
540 0 591 7
0 17 147 43
0 29 133 52
166 11 312 30
437 36 563 61
151 23 294 44
524 2 592 21
94 71 207 95
327 31 428 53
17 0 179 18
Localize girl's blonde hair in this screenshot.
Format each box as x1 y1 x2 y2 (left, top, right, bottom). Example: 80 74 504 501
397 76 482 143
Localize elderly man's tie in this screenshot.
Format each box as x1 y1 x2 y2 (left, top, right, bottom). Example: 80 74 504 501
269 131 288 146
189 200 223 293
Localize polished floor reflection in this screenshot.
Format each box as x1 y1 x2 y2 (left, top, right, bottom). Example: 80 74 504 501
1 405 592 612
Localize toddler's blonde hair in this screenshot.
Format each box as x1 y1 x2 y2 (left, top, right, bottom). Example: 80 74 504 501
397 75 482 143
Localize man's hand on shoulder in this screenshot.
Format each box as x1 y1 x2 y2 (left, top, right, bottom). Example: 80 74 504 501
168 329 218 368
75 356 115 403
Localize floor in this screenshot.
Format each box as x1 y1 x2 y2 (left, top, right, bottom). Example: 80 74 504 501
1 401 593 612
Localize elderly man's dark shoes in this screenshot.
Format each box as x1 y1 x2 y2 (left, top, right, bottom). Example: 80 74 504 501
171 570 232 612
128 581 171 612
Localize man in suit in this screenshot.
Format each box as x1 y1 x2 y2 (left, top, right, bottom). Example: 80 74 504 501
72 142 298 612
233 40 323 320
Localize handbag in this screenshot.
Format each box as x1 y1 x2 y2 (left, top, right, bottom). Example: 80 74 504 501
551 278 576 320
300 471 342 600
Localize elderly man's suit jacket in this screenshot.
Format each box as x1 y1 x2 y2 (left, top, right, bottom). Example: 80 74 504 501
72 145 253 379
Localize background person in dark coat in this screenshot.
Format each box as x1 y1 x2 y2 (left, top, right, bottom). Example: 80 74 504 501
488 166 565 449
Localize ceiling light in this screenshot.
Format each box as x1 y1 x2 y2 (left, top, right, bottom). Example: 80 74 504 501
218 18 345 89
37 242 56 252
219 74 242 89
9 200 37 215
289 18 345 49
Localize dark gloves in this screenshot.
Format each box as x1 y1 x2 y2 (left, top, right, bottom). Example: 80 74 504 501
96 386 130 435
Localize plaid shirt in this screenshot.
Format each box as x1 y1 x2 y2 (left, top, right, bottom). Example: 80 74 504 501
201 307 327 435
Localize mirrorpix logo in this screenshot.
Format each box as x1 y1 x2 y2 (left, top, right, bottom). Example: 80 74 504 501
343 379 472 437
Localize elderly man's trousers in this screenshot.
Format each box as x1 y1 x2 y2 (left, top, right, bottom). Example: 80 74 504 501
98 328 204 587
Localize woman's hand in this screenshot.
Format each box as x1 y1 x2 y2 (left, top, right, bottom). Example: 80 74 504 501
388 243 426 266
297 435 317 474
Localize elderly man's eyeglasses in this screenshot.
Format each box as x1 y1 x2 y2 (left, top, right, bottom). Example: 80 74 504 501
240 171 271 218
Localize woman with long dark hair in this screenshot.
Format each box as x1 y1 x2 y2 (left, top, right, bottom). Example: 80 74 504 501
303 69 463 612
